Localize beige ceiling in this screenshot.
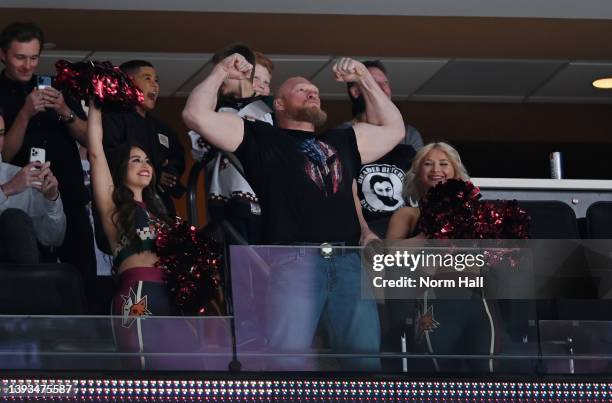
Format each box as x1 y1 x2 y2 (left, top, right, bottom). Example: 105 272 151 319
2 6 612 102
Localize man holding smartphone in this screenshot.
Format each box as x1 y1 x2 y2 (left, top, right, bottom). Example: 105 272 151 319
0 22 97 310
0 107 66 263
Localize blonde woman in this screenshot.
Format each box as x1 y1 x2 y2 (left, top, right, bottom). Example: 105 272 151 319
384 142 501 373
386 142 469 240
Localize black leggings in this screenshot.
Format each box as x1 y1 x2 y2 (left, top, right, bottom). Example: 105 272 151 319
412 290 500 373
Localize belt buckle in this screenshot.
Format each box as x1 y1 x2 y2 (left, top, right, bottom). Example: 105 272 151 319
320 242 333 259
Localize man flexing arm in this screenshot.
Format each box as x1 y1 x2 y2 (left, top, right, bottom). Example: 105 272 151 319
182 53 253 152
332 58 404 164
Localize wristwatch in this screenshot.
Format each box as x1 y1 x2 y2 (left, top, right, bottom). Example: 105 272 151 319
58 111 76 124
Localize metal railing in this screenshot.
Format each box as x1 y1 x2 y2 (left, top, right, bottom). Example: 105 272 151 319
186 160 205 226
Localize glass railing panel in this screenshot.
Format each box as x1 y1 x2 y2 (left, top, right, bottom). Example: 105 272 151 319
0 316 233 371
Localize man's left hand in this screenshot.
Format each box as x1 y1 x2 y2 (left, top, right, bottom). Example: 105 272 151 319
332 58 368 83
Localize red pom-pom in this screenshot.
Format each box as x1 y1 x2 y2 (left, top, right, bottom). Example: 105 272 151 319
418 179 530 267
418 179 481 239
54 60 144 109
418 179 530 239
154 217 223 315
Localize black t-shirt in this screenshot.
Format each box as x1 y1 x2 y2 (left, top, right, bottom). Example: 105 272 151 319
235 120 362 245
357 144 416 221
102 110 186 203
0 71 87 207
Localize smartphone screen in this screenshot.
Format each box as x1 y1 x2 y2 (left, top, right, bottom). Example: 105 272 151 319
37 75 53 90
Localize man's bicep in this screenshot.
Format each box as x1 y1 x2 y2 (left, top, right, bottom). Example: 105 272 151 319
191 111 245 152
353 122 390 164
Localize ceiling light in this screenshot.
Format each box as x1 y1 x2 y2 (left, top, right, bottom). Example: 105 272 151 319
592 78 612 89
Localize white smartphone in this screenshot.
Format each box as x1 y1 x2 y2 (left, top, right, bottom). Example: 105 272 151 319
29 147 45 186
29 147 46 164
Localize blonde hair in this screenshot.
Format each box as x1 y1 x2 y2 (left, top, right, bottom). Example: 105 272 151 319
402 142 470 202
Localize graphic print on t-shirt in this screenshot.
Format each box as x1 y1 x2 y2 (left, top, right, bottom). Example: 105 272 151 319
357 164 405 212
297 138 343 196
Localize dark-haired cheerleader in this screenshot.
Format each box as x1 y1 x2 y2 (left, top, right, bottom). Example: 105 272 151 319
64 59 227 369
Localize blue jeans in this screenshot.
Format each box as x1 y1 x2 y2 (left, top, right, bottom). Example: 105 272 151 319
264 247 380 371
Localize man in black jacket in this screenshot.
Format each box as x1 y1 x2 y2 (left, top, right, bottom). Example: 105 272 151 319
0 21 96 299
102 60 186 215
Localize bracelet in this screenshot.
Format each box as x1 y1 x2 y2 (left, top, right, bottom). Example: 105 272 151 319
58 111 75 124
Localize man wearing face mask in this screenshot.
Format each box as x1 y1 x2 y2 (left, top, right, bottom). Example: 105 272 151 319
102 60 186 216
